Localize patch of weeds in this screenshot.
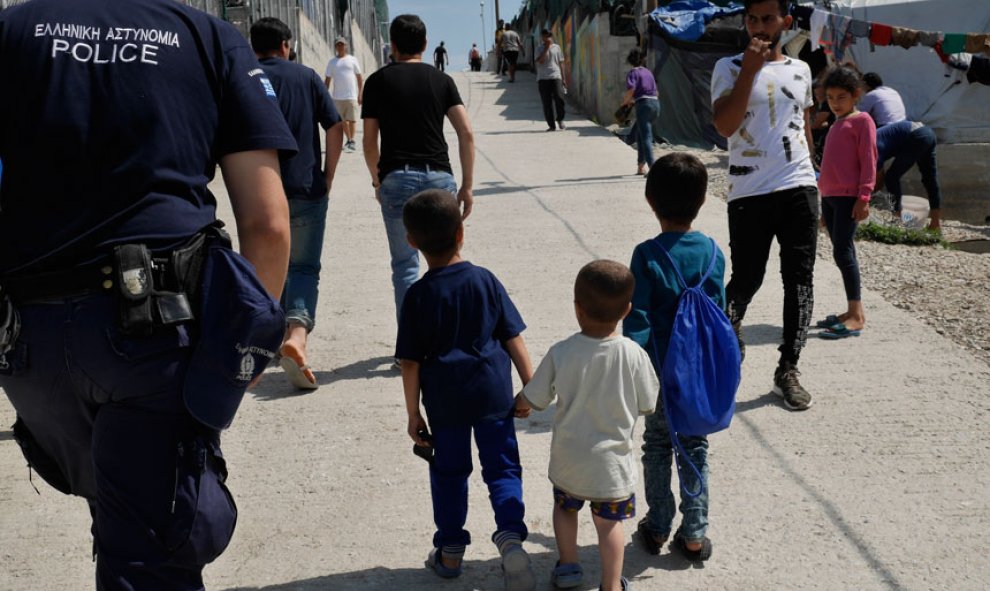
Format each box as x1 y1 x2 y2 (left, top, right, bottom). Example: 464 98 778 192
855 222 950 247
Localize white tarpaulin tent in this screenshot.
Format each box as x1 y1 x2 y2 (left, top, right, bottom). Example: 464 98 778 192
826 0 990 143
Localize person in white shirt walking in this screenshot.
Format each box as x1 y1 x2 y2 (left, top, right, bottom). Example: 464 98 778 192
325 37 364 152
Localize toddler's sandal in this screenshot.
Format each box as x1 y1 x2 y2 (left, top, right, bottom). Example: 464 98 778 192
551 561 583 588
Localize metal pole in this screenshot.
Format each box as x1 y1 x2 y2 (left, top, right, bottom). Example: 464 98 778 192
481 2 487 60
495 0 500 25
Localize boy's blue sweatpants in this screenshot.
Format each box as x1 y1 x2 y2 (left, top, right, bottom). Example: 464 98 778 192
430 416 528 549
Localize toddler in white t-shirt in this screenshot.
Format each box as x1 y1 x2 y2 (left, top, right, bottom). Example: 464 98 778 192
516 260 659 591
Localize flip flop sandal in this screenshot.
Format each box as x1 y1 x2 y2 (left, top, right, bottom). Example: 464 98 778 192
820 324 862 339
672 533 712 562
551 561 583 588
815 314 842 329
279 356 318 390
426 548 462 579
635 519 667 555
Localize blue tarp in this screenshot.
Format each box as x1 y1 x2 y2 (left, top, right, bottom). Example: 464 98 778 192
649 0 743 42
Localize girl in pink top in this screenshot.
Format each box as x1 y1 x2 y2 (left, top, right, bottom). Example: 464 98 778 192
817 67 877 339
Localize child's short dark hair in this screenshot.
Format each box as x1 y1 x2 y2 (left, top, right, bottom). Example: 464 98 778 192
403 189 461 257
575 260 635 323
390 14 427 56
627 48 645 67
250 17 292 55
744 0 790 16
645 153 708 224
823 66 863 95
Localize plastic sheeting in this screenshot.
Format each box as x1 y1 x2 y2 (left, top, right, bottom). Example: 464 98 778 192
649 0 743 42
828 0 990 143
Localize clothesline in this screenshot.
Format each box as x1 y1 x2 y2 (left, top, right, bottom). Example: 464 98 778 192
790 4 990 64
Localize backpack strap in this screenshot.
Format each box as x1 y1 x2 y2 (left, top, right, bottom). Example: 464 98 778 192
649 237 719 291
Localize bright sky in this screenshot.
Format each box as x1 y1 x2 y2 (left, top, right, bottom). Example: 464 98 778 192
386 0 525 71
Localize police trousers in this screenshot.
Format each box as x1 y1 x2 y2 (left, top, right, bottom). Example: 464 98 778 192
0 292 236 591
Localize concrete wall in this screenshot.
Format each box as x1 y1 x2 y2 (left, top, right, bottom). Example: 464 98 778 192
901 143 990 224
347 16 380 78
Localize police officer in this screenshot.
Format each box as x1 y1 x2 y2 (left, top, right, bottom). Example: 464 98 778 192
0 1 297 589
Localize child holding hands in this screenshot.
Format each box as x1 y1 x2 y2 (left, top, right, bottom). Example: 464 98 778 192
395 190 537 591
518 260 659 591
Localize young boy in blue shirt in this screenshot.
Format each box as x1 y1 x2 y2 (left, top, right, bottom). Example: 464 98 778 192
623 153 726 562
395 189 537 591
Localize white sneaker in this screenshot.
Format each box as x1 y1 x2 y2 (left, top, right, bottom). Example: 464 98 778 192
501 545 536 591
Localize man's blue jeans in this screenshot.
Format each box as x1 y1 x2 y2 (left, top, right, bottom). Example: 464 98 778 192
884 125 941 212
283 196 329 331
634 98 660 167
641 400 709 541
378 166 457 318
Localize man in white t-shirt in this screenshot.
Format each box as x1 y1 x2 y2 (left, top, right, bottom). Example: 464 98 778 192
535 29 567 131
325 37 364 152
711 0 818 411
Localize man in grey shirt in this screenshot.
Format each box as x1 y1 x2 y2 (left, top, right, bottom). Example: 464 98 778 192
500 24 523 82
535 29 566 131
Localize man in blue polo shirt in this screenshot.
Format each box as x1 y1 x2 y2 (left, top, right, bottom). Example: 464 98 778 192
251 17 344 390
0 1 296 588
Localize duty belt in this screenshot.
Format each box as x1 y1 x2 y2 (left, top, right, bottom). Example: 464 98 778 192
0 227 220 336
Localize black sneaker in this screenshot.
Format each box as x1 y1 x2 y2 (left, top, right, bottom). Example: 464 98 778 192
772 362 813 411
732 320 746 363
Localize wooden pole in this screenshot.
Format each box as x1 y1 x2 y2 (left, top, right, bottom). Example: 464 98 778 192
495 0 501 25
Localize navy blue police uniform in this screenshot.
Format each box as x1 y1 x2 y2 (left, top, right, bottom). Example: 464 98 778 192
0 1 297 589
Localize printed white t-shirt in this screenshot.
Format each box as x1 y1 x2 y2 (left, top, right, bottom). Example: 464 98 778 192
711 54 817 201
522 333 659 501
324 55 362 100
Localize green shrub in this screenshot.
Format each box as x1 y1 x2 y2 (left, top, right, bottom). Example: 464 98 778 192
855 222 948 247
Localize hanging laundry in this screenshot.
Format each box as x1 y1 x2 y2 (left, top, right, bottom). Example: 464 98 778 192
947 52 972 72
918 31 941 48
891 26 921 49
823 13 855 62
810 8 828 50
791 5 813 31
964 33 990 56
848 20 870 39
942 33 967 54
967 55 990 86
870 23 893 46
934 42 951 64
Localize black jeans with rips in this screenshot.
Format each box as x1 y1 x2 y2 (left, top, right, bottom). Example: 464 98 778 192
726 186 819 367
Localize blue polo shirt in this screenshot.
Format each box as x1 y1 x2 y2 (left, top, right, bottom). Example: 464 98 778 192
258 56 341 200
0 0 298 275
395 261 526 427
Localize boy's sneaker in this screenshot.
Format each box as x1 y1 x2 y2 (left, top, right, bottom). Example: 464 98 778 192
501 545 536 591
772 362 813 411
345 140 356 152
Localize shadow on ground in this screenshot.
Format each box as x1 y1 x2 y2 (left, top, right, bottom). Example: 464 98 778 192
250 356 395 401
223 531 705 591
0 429 13 442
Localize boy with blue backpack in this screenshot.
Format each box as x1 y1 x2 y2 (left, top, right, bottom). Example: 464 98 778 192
624 153 741 562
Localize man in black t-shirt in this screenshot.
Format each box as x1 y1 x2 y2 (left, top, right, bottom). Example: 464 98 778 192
362 15 476 326
0 0 295 587
252 18 344 391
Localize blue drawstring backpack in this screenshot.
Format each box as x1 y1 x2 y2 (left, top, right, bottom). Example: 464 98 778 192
647 238 741 496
